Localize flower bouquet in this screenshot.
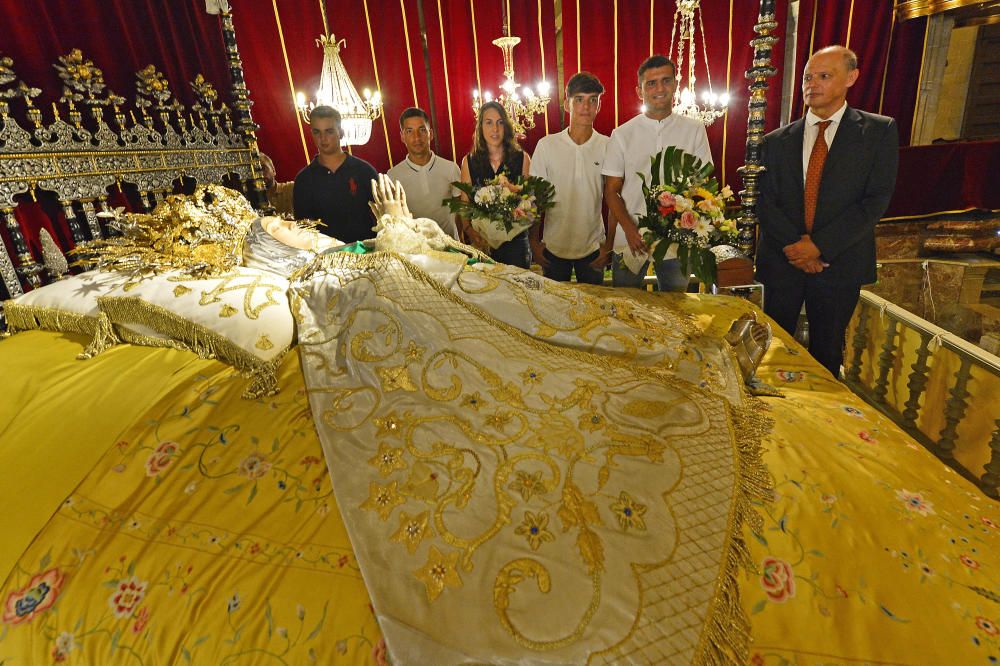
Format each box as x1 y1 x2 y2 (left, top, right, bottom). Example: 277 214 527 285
446 174 556 249
637 147 738 287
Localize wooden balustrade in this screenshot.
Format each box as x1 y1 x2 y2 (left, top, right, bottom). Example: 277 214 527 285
844 290 1000 498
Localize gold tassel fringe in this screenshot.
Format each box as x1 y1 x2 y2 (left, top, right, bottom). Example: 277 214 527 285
3 301 97 338
695 395 774 665
98 296 285 399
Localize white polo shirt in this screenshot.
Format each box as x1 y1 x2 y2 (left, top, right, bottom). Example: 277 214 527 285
529 129 609 260
601 113 713 250
386 153 460 239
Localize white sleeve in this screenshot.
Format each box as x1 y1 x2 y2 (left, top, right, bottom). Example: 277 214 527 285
695 125 713 167
601 132 625 178
528 140 547 179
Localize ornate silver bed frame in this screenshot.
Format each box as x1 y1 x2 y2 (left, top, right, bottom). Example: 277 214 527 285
0 9 265 322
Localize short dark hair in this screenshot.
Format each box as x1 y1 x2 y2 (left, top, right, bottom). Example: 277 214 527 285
399 107 431 129
566 72 605 97
637 55 676 85
310 105 341 126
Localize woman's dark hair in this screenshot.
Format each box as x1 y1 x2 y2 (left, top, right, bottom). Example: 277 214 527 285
470 101 521 161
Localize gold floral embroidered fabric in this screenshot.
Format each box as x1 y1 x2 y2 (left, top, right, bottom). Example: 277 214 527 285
293 252 763 664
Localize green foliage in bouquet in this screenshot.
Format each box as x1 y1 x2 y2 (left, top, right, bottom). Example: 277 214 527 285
637 147 737 288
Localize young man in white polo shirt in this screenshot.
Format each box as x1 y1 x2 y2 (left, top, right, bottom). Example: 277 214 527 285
603 55 713 290
386 107 460 239
529 72 610 284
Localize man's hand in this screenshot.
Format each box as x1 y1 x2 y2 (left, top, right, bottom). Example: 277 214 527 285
590 245 611 270
531 240 549 268
790 257 829 273
783 235 821 262
622 223 648 256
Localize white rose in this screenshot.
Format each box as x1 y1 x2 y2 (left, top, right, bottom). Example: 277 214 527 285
674 195 693 212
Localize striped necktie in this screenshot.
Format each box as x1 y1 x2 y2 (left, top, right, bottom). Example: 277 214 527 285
804 120 832 233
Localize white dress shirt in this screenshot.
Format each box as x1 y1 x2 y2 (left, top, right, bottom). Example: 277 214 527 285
601 112 713 250
802 102 848 184
386 153 460 239
529 129 609 259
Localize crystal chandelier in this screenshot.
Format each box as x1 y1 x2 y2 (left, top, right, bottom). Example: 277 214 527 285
667 0 729 125
295 0 382 145
471 18 550 139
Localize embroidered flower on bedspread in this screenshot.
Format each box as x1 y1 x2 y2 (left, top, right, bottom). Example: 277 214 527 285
2 568 65 625
109 575 147 619
144 440 179 477
238 453 272 480
760 557 796 603
896 489 935 516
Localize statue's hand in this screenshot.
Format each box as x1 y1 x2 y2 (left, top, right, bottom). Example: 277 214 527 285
370 174 412 220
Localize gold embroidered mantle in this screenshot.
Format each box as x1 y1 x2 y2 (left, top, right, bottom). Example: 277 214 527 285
293 252 769 664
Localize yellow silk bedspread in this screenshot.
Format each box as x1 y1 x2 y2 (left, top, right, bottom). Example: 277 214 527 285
1 291 998 664
0 332 380 664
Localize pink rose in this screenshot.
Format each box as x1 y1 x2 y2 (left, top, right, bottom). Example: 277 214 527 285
678 210 698 230
760 557 796 603
656 191 676 216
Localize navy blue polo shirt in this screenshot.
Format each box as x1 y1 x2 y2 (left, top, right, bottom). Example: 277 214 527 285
292 154 378 243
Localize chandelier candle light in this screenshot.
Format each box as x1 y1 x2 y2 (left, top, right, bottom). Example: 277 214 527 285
472 20 550 139
667 0 729 125
295 0 382 146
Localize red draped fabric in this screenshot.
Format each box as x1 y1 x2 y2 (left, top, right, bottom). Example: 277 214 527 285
791 0 926 146
240 0 791 194
885 140 1000 219
1 0 927 264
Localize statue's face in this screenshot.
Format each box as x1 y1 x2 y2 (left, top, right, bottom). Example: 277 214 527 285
262 217 316 250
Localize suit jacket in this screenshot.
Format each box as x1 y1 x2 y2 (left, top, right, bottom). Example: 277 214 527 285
755 107 899 287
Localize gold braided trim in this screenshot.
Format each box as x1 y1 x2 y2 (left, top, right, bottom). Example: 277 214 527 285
3 301 97 338
97 296 286 399
695 394 773 665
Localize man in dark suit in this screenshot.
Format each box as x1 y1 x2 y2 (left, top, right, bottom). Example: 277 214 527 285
756 45 898 377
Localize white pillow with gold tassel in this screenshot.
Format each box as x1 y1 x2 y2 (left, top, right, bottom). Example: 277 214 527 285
96 268 294 398
3 270 135 357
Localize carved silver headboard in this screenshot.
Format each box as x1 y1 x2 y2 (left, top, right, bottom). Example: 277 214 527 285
0 33 264 315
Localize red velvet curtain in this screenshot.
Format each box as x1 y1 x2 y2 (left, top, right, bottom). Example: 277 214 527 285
0 0 231 256
239 0 791 193
1 0 923 265
791 0 926 146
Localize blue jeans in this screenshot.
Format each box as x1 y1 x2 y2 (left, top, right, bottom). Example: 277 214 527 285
492 231 531 269
611 253 689 292
542 249 604 285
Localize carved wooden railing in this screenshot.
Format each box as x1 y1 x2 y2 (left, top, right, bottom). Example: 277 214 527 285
844 289 1000 497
